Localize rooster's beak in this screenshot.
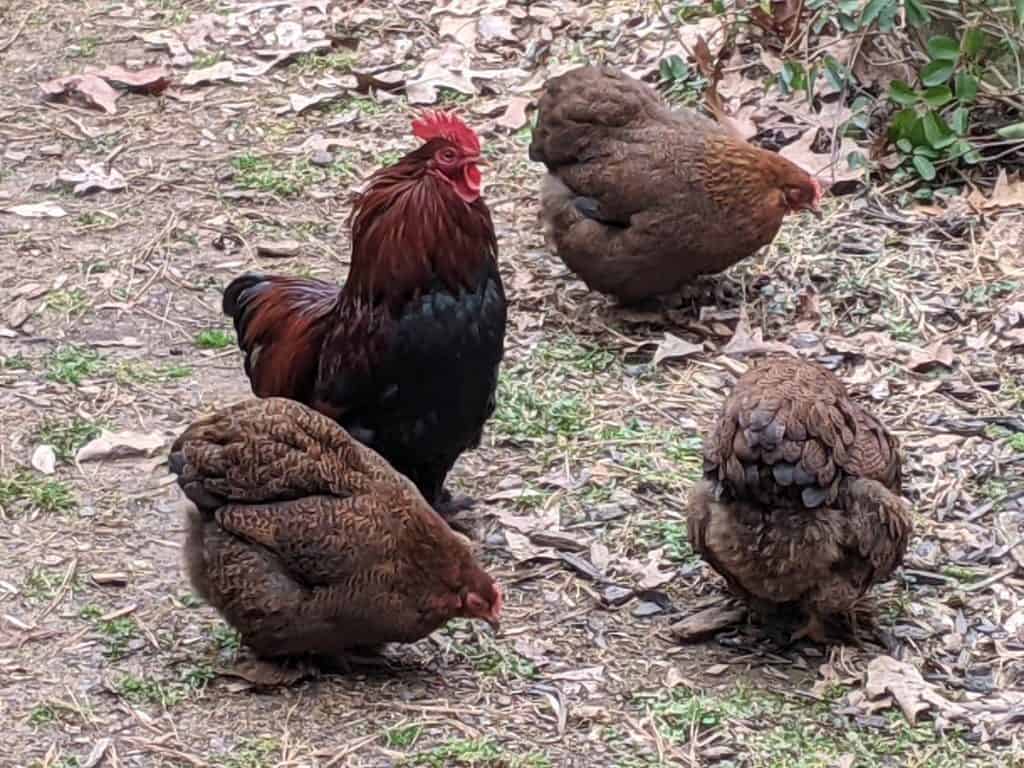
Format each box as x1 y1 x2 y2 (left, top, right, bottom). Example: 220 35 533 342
468 155 488 168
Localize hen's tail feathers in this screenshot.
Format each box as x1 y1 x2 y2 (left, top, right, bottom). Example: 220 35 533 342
168 398 407 514
222 273 339 401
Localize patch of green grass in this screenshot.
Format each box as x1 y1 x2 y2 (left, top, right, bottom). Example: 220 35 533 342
210 624 241 654
114 360 193 384
214 737 280 768
153 0 190 25
384 724 422 749
0 473 77 515
76 211 115 227
192 51 222 69
22 566 64 603
178 592 203 608
0 353 31 371
407 738 549 768
494 379 589 441
230 153 319 197
27 702 58 727
35 417 102 462
348 97 388 116
942 564 984 584
73 35 99 58
451 638 537 681
639 519 697 564
195 328 235 350
634 686 980 767
373 150 403 167
45 289 90 316
1010 433 1024 452
44 345 108 385
113 666 212 709
295 50 355 75
98 617 138 660
79 604 103 621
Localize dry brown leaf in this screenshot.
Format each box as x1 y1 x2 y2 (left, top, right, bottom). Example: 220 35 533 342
438 14 478 48
779 128 863 186
58 161 127 195
862 655 968 726
496 96 531 131
478 14 516 42
39 74 120 114
77 430 166 462
906 341 955 372
182 60 236 86
2 202 68 218
967 170 1024 210
87 64 172 94
722 311 798 358
652 332 703 366
406 43 476 105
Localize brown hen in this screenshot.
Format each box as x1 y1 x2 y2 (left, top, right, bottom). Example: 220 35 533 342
688 357 912 643
529 66 822 304
168 397 501 668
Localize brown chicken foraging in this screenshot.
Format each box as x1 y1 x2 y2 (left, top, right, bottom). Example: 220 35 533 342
168 397 502 673
688 357 911 643
223 111 505 519
529 66 822 304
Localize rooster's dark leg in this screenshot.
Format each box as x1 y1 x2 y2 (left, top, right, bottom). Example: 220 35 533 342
435 487 477 515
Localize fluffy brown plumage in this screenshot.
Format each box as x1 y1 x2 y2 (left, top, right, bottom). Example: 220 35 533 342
529 66 822 304
221 112 506 517
688 356 911 643
168 397 502 663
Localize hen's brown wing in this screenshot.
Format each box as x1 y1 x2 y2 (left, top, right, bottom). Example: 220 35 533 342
169 397 408 511
222 273 339 402
703 356 901 511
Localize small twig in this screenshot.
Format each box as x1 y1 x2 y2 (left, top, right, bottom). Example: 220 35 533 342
0 13 30 53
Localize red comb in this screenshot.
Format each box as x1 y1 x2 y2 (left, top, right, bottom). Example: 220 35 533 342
411 110 481 154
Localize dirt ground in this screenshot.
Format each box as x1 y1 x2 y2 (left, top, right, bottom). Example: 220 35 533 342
2 1 1024 767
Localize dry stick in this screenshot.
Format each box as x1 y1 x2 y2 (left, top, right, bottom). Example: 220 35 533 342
34 557 78 625
0 13 30 53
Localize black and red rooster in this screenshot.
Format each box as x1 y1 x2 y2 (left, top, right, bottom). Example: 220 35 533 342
222 111 506 518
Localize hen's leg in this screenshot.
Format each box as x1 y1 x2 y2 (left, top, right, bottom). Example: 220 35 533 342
789 611 829 644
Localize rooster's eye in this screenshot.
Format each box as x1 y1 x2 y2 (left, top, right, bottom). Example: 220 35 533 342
438 148 458 164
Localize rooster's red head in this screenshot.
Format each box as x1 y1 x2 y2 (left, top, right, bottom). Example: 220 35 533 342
412 111 484 204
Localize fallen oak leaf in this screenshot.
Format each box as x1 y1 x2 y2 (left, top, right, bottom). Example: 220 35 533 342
39 74 119 114
905 341 955 372
182 60 236 86
780 127 863 187
87 64 172 94
58 160 127 195
77 429 166 462
1 201 68 218
862 655 969 726
652 332 704 366
496 96 531 131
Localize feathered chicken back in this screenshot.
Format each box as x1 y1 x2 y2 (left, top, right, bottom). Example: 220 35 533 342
529 66 821 304
704 356 901 510
169 398 501 659
688 356 911 641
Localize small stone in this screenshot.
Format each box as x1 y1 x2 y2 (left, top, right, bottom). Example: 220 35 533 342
309 149 334 167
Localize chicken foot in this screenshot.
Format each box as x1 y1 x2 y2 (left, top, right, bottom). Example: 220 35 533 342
789 611 828 645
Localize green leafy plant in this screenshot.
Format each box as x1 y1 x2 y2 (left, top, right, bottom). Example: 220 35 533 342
886 30 988 192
